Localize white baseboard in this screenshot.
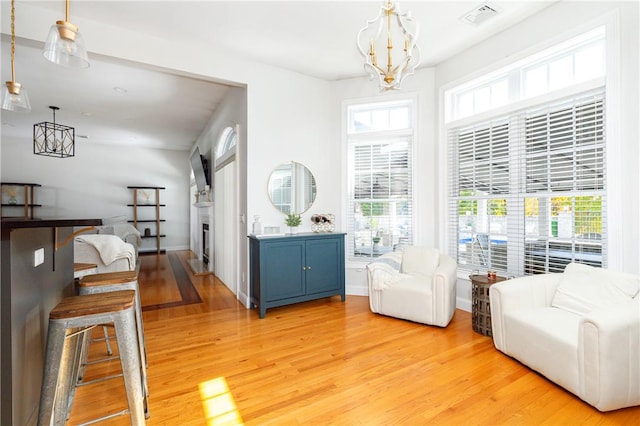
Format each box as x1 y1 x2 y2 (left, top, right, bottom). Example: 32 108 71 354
163 244 190 251
456 297 471 313
346 283 368 296
238 290 250 309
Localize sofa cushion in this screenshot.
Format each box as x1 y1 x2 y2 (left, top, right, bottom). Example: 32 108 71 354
401 246 439 277
564 262 640 298
504 307 580 394
551 263 638 316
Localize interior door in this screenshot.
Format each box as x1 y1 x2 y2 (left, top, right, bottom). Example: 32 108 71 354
214 161 237 295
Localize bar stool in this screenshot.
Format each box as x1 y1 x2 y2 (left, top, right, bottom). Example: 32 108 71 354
38 290 146 425
77 271 148 396
74 263 114 356
73 262 98 280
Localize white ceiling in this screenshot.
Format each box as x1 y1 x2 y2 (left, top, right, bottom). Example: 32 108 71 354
1 1 555 152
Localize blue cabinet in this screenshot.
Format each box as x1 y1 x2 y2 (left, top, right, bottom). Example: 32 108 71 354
249 233 346 318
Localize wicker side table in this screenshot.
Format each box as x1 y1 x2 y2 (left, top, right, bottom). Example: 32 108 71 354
470 274 506 337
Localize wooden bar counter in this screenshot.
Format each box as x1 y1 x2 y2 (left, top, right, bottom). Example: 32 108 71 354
1 217 101 425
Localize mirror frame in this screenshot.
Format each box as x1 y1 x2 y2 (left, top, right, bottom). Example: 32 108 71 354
267 161 317 215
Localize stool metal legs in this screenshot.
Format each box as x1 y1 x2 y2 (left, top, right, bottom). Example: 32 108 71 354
78 281 148 399
38 303 145 425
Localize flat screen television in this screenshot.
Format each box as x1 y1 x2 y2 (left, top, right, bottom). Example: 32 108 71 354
190 146 210 193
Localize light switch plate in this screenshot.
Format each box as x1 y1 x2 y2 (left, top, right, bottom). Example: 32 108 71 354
34 248 45 267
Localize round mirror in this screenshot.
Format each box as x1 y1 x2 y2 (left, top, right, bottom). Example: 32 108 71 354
268 161 317 214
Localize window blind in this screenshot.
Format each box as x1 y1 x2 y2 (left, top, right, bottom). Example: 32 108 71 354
522 91 605 273
348 136 413 260
448 88 606 276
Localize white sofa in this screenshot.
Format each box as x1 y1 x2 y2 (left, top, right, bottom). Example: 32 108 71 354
490 262 640 411
74 234 137 273
366 246 457 327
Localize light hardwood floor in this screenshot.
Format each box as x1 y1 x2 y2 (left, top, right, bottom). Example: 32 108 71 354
68 250 640 425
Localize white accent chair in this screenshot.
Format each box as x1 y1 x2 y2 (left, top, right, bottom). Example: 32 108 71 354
490 262 640 411
366 246 457 327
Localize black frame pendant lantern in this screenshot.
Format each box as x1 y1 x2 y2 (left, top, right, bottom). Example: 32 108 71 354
33 106 75 158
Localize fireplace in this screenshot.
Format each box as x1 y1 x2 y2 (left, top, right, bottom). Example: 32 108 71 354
202 223 210 265
191 199 213 274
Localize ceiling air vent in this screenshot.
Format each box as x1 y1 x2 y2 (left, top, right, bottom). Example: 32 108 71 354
460 3 499 25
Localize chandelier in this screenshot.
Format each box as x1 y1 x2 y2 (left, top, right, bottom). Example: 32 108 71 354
356 0 421 91
33 106 76 158
2 0 31 112
43 0 90 68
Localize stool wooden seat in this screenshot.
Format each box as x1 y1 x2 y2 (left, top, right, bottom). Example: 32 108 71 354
73 262 98 279
39 290 146 425
50 291 135 319
80 270 138 287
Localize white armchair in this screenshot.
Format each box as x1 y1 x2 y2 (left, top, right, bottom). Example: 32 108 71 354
366 246 457 327
490 262 640 411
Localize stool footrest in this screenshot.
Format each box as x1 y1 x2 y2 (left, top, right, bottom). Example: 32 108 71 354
83 354 119 366
77 409 130 426
77 372 123 387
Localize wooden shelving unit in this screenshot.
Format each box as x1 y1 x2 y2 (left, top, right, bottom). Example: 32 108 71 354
127 186 166 254
1 182 42 219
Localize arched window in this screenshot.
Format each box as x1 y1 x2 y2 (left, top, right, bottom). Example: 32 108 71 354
215 126 237 168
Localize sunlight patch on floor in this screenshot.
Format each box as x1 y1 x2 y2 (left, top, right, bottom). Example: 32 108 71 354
199 376 244 425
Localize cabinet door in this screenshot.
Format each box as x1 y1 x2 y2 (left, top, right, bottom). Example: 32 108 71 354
262 240 305 301
305 237 342 295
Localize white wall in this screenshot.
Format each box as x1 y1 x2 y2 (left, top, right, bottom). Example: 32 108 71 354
434 1 640 310
245 69 334 234
1 138 190 252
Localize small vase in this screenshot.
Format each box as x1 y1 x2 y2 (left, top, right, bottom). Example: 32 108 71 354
8 196 17 205
289 226 298 235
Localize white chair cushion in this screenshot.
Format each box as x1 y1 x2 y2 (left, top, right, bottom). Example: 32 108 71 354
552 263 638 315
401 246 440 277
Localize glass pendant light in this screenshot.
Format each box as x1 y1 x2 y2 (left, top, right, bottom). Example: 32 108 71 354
2 0 31 112
43 0 90 68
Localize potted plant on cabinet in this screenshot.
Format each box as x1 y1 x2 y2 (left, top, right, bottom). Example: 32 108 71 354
285 213 302 234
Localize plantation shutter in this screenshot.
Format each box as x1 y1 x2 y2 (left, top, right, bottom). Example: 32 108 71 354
348 136 413 259
448 88 606 276
523 90 606 273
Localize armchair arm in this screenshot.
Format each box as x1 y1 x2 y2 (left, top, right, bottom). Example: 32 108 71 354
366 252 405 314
490 273 563 351
431 254 457 327
579 303 640 411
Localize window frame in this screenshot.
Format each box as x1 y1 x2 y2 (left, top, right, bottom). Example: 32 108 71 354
439 17 622 276
444 26 605 123
343 94 418 263
215 125 238 171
